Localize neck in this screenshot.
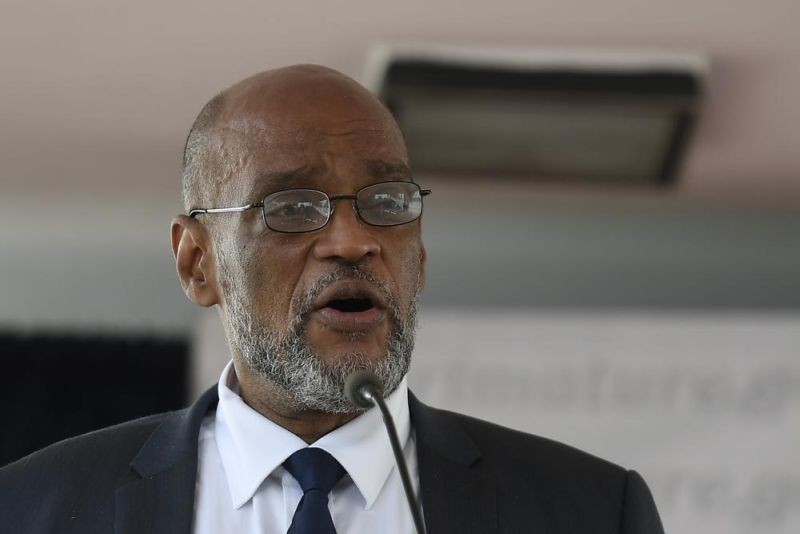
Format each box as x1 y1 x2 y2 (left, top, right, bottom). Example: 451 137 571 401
232 360 359 444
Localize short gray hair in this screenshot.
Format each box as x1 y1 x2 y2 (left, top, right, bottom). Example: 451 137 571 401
181 92 227 212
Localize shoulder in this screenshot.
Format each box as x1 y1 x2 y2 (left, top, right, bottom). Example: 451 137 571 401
1 410 175 481
414 403 664 532
421 402 627 481
0 410 180 531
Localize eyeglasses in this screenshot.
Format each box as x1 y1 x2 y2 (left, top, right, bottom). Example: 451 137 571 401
189 181 431 233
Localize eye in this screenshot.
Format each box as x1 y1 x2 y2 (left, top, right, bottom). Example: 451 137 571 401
356 182 423 226
274 202 305 216
370 192 408 214
262 189 331 232
267 201 322 220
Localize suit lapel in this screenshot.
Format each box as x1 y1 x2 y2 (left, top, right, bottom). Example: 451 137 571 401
113 386 498 534
410 393 497 534
115 386 219 534
114 458 197 534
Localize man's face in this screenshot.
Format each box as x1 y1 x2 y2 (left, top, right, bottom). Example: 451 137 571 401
209 72 425 412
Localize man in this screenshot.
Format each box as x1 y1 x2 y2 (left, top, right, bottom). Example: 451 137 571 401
0 65 664 533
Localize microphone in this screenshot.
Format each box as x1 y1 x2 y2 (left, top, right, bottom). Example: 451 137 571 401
345 371 427 534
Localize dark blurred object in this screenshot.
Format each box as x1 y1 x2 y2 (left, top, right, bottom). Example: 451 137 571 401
0 330 189 467
368 46 707 185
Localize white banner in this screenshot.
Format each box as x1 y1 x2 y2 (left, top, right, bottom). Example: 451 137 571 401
409 310 800 534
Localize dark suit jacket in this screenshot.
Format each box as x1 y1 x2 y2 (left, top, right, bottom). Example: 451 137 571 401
0 386 664 533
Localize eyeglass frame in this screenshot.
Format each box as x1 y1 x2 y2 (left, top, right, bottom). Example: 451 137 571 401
188 180 432 234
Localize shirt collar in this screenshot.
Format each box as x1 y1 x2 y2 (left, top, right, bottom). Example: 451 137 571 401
214 360 410 510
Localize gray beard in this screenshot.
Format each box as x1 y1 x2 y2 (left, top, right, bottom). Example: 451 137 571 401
220 262 418 413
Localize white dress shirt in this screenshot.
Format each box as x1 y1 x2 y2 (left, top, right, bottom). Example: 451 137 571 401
192 361 420 534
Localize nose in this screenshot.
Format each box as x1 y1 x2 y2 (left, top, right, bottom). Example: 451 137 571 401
312 199 381 263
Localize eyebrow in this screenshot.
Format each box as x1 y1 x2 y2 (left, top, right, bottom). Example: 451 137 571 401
248 160 413 199
365 160 413 180
249 167 316 198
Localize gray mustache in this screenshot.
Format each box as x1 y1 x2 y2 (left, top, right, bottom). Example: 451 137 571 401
296 265 398 318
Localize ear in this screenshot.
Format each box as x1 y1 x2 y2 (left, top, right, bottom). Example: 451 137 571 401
170 215 222 307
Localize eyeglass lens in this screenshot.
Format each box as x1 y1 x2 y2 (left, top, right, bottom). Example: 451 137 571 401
262 181 423 233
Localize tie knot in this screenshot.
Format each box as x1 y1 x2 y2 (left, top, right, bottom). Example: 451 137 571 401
283 448 346 495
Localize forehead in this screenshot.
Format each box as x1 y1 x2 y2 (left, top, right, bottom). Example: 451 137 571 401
214 82 409 194
224 115 405 159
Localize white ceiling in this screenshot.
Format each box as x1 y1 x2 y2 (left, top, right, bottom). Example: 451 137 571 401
1 0 799 204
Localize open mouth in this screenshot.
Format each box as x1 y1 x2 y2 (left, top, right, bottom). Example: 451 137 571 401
310 280 388 331
325 297 375 313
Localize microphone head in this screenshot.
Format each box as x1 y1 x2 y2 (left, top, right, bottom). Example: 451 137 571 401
344 370 384 409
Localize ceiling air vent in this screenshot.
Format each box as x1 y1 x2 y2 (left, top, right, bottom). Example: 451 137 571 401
364 45 708 186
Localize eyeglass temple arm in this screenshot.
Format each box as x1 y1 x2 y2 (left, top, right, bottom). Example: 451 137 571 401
188 202 264 218
188 189 429 218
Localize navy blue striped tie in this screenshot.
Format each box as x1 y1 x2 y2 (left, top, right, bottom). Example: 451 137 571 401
283 448 347 534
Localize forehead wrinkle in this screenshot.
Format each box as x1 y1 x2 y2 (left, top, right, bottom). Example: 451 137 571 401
311 128 385 139
219 113 398 139
211 124 396 156
293 123 399 147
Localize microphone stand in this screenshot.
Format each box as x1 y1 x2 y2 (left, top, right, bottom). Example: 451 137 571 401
357 383 428 534
344 369 425 534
